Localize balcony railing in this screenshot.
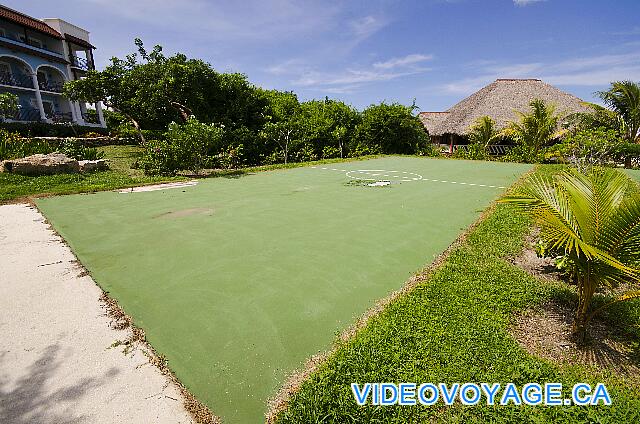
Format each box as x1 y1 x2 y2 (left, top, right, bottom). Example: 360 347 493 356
0 33 65 59
3 107 41 122
0 71 34 89
70 55 91 71
82 111 99 124
39 80 65 93
50 112 73 123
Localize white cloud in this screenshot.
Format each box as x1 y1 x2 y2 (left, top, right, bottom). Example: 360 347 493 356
442 51 640 95
293 68 424 87
267 52 432 94
373 54 433 70
349 15 388 40
513 0 547 6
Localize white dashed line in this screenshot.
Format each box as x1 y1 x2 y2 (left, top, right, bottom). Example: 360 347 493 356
311 167 506 189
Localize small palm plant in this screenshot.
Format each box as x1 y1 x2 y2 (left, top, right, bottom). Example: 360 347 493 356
501 99 566 156
468 116 500 148
502 168 640 340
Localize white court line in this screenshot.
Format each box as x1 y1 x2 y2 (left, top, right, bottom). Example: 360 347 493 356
311 167 506 189
118 181 198 193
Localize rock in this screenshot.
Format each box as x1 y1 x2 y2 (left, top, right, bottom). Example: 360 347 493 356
2 153 80 176
79 159 108 173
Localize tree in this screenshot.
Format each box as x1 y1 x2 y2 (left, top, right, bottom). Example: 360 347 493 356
353 102 429 155
467 115 500 148
0 92 18 120
259 120 300 164
296 98 359 159
64 39 269 143
501 168 640 340
500 99 565 156
545 127 623 172
596 81 640 143
139 117 223 175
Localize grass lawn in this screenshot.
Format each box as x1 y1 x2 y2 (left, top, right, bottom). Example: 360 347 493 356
35 156 530 423
276 164 640 423
0 145 185 203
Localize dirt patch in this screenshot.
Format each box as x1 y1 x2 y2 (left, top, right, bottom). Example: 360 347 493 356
154 208 214 219
510 301 640 377
508 227 563 282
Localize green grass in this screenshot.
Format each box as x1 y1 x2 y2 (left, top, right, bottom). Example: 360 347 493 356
35 157 530 423
276 164 640 423
0 145 184 203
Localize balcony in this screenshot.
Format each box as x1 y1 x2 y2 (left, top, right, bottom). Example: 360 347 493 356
82 111 99 124
50 111 73 123
38 80 64 93
2 107 41 122
0 33 65 60
69 55 91 71
0 71 34 89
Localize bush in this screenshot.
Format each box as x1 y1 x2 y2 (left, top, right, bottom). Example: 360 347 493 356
218 144 245 169
0 130 54 160
452 143 488 160
544 128 623 170
417 142 442 157
353 103 429 155
0 122 108 138
139 117 223 175
502 144 545 163
58 138 105 160
612 142 640 168
321 145 340 159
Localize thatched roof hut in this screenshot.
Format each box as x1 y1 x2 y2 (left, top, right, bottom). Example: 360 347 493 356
420 79 591 139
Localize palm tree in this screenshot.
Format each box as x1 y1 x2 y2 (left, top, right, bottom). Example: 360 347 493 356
597 81 640 143
468 116 500 148
500 99 565 156
502 168 640 341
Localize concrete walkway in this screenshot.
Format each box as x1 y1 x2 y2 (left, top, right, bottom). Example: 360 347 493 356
0 204 194 424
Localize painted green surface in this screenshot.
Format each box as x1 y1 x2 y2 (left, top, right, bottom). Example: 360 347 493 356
623 168 640 182
36 157 530 423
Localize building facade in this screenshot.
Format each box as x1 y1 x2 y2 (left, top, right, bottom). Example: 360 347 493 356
0 6 105 127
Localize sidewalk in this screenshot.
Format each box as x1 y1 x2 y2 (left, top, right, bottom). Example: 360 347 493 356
0 203 194 424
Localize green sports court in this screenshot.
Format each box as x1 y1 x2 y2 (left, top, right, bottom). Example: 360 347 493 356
36 156 531 422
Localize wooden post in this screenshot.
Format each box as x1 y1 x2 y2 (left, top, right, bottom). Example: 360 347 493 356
449 134 454 154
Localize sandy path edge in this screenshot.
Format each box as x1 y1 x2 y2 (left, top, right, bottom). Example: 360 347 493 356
0 203 195 424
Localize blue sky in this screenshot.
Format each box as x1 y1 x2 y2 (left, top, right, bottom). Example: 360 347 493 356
11 0 640 111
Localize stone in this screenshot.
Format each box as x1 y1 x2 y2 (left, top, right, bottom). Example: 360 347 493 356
2 153 80 176
78 159 108 173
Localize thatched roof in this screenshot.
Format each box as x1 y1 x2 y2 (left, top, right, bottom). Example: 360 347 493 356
418 112 448 130
420 79 592 136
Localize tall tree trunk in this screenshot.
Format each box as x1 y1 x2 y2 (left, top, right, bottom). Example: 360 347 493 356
170 101 192 122
106 103 145 144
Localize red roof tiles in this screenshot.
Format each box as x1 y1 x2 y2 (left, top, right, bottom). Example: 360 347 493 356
0 5 62 39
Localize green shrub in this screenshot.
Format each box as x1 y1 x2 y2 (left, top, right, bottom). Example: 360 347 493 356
502 144 545 163
612 142 640 167
452 143 489 160
218 144 245 169
58 139 105 160
417 142 442 157
0 130 54 160
353 103 429 155
139 117 223 175
544 128 623 170
321 145 340 159
0 122 108 138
